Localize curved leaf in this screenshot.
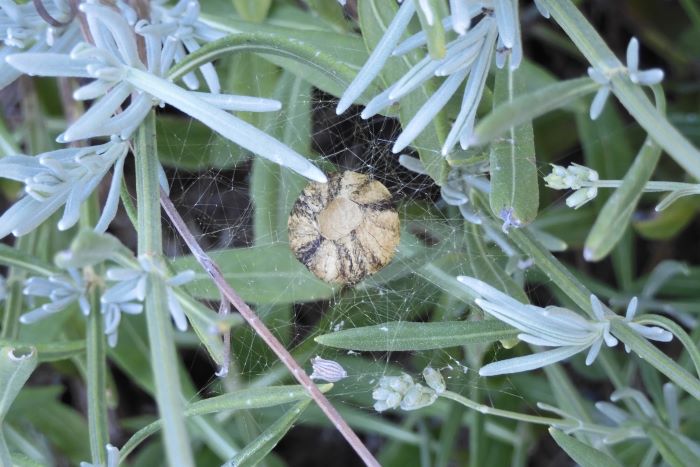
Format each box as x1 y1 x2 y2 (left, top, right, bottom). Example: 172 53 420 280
172 243 337 304
488 64 540 226
169 31 375 103
549 428 622 467
472 77 597 146
315 320 517 351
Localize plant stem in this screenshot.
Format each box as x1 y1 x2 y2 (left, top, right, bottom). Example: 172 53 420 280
60 71 111 465
441 391 572 427
159 190 380 467
580 180 697 191
82 195 109 465
135 111 194 467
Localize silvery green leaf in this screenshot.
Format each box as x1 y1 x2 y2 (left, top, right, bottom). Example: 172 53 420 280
360 86 396 119
450 0 482 34
442 20 496 154
626 37 639 73
191 92 281 112
488 63 539 227
392 64 470 153
81 3 141 67
479 345 589 376
641 261 690 298
5 53 93 77
584 137 661 262
589 86 611 120
125 68 326 183
393 17 453 56
59 83 133 141
533 0 550 19
95 153 128 233
166 289 188 331
398 154 427 174
0 346 38 419
336 0 415 114
630 69 664 86
494 0 516 48
549 428 623 467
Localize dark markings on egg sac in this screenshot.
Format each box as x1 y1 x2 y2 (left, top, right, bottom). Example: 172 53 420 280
334 241 355 280
329 172 343 198
360 200 394 212
352 176 372 197
297 236 323 266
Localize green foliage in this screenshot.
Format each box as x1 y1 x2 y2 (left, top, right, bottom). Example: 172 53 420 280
1 1 700 466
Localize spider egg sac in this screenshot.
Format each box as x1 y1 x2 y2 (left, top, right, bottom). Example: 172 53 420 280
287 171 400 285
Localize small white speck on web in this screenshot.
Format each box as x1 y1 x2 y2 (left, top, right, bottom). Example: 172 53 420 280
332 320 345 332
310 356 348 383
380 326 388 332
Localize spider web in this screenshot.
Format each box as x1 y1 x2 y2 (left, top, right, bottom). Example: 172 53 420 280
130 47 647 462
145 82 537 445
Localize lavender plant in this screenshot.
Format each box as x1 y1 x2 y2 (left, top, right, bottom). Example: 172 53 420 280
1 1 700 466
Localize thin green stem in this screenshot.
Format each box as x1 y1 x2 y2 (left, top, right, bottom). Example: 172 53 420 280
0 430 10 467
82 195 109 465
636 315 700 379
85 281 108 464
580 181 698 191
135 110 194 466
610 319 700 400
119 177 138 228
441 391 622 439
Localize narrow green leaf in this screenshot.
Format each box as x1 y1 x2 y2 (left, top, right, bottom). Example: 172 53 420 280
0 243 58 277
175 291 231 367
172 243 337 304
135 111 194 466
305 0 353 32
634 196 698 240
0 346 38 420
583 137 662 261
473 77 597 146
0 339 85 362
610 319 700 400
541 0 700 181
0 347 39 467
171 29 373 102
224 400 311 467
232 0 272 23
120 384 330 461
489 63 539 226
419 263 479 305
412 0 447 59
315 320 517 351
253 72 312 245
549 428 622 467
464 223 529 304
576 106 636 288
6 388 90 463
646 425 699 467
636 315 700 379
54 229 125 269
0 118 19 157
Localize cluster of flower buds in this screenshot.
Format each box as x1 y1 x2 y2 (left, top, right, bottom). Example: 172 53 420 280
544 163 600 209
372 367 445 412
